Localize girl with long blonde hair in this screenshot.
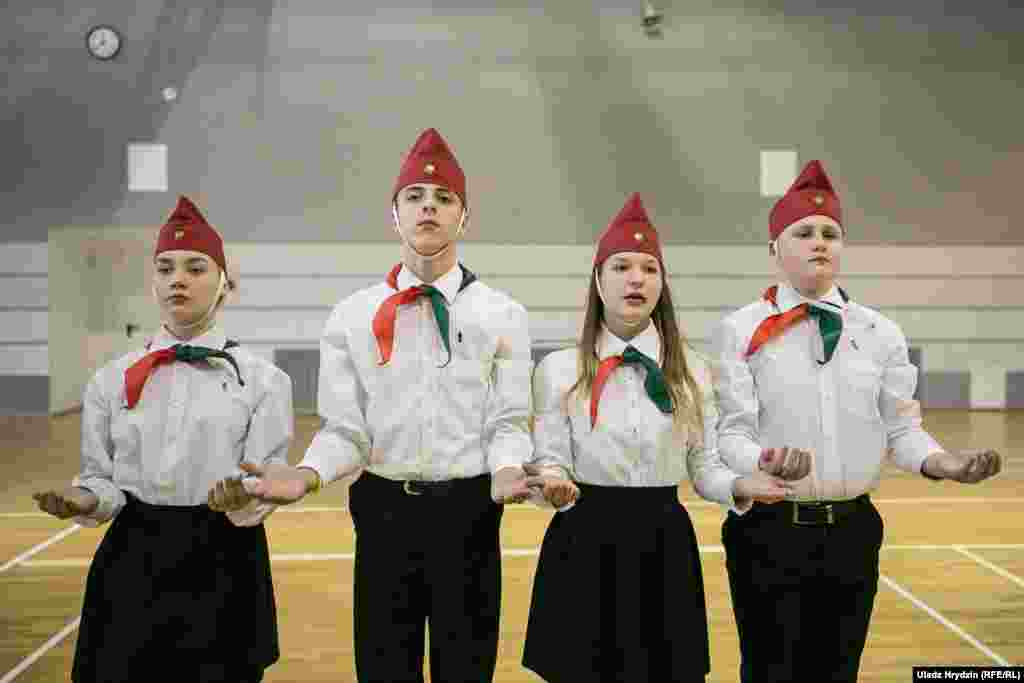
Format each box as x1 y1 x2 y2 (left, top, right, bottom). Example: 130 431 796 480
522 193 794 682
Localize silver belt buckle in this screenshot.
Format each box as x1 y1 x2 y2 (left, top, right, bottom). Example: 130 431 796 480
402 480 423 496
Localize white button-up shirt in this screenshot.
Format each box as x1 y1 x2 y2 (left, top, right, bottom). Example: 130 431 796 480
531 322 743 509
710 281 943 502
300 262 533 484
73 325 294 527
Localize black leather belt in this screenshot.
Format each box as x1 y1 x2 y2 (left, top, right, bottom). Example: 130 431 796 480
789 494 870 526
401 479 459 496
362 471 488 497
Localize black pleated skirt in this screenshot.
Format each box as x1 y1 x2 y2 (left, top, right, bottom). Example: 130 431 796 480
72 493 279 683
523 483 710 683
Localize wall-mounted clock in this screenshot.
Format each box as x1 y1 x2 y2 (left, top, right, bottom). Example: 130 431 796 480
86 25 121 61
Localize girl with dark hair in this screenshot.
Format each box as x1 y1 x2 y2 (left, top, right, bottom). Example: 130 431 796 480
34 197 292 683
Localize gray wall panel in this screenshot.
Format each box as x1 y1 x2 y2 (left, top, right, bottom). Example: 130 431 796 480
1006 371 1024 410
920 371 971 410
0 375 49 415
274 348 319 415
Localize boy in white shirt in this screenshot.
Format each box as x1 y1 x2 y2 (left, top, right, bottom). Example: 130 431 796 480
238 128 565 682
711 160 1002 682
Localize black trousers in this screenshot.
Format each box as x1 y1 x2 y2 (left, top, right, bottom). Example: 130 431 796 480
348 471 503 683
722 496 883 683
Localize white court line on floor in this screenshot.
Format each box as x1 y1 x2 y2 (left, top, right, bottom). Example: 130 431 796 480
880 574 1010 666
17 543 1024 569
0 616 80 683
0 525 81 574
954 546 1024 591
7 546 1021 681
2 496 1022 518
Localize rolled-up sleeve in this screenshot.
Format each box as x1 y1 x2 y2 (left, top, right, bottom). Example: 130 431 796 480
879 325 944 475
228 366 295 527
709 319 762 477
483 301 534 473
73 373 126 527
300 305 372 485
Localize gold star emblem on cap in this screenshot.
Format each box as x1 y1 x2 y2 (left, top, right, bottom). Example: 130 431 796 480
812 194 825 206
424 163 435 175
634 232 645 242
174 229 185 240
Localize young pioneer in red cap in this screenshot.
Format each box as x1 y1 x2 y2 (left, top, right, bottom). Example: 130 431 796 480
237 128 566 681
34 196 293 683
522 194 802 682
711 160 1003 682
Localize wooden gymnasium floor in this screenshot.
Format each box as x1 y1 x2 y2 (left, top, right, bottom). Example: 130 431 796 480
2 410 1022 682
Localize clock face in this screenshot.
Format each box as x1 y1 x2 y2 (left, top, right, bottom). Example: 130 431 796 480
87 25 121 60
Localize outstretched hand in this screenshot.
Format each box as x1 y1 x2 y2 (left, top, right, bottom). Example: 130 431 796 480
733 471 793 505
33 487 98 519
759 447 812 481
522 463 580 508
234 462 316 505
491 466 534 504
207 474 253 512
925 449 1001 483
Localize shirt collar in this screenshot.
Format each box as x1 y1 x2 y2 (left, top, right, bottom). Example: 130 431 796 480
597 320 661 364
148 324 227 352
775 281 846 314
397 262 463 305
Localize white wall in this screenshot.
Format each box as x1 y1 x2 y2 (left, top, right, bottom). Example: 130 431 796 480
36 239 1024 413
47 228 161 414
